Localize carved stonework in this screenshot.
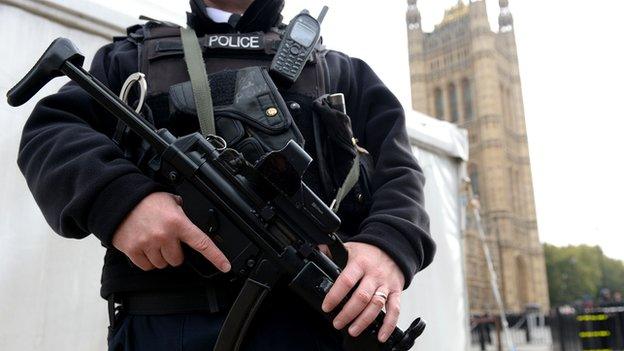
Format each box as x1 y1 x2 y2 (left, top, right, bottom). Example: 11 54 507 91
406 0 550 314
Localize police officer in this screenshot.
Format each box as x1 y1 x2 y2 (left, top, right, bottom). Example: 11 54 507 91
17 0 435 350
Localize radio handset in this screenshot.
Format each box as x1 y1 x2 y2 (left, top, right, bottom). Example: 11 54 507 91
270 6 328 84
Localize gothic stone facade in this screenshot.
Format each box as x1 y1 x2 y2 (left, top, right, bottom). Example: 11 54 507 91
406 0 549 314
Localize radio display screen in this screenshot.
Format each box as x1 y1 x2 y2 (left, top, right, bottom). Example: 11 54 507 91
291 21 317 47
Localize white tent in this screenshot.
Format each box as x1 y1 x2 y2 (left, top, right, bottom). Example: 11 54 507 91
404 111 470 351
0 1 470 350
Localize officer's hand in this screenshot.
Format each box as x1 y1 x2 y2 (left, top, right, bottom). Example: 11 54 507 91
112 192 231 273
321 242 404 343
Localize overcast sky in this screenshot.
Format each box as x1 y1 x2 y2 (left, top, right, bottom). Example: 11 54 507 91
88 0 624 260
411 1 624 261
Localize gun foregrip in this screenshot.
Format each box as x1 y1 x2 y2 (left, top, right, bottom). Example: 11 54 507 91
7 38 84 107
289 259 426 351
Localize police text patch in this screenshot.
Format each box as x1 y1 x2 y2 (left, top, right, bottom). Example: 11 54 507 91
205 33 264 50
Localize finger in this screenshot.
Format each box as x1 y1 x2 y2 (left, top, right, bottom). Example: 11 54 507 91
378 292 401 342
333 277 378 330
318 244 332 259
178 220 231 272
161 240 185 267
322 263 364 313
172 194 183 206
129 251 156 271
144 246 168 269
348 287 389 337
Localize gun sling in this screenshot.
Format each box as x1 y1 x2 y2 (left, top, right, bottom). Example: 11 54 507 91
180 26 216 137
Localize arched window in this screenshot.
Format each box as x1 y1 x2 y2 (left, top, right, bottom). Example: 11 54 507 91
462 78 473 120
448 83 459 123
434 88 444 119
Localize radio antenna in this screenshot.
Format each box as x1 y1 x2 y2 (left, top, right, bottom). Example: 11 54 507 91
318 6 329 24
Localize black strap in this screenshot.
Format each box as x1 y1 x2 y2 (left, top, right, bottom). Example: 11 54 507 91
111 287 232 315
107 294 117 328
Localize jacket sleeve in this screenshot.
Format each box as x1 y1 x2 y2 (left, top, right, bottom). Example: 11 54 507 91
17 40 165 248
337 55 436 288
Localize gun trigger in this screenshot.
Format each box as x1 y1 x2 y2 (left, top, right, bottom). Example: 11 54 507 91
207 209 218 234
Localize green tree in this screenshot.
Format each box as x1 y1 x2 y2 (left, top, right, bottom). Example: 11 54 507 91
543 244 622 306
600 255 624 294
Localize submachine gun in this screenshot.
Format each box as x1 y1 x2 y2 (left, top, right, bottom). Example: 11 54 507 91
7 38 426 351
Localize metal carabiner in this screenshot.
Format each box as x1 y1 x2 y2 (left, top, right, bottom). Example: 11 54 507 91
206 134 228 151
119 72 147 113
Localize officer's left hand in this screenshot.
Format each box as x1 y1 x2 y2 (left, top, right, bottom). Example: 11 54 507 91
321 242 405 343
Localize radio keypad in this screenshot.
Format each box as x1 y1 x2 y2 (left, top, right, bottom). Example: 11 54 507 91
273 39 308 79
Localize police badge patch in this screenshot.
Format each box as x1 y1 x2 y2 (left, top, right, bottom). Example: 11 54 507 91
206 33 265 50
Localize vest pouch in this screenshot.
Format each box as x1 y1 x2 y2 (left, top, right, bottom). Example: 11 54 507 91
168 66 304 163
311 96 376 233
311 96 358 191
335 152 375 238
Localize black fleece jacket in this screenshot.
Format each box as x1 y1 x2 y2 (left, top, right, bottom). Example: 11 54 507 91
16 6 435 297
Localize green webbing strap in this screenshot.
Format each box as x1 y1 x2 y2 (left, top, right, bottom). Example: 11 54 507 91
180 27 215 136
331 153 360 213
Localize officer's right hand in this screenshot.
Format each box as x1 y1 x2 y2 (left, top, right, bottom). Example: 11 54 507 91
112 192 231 272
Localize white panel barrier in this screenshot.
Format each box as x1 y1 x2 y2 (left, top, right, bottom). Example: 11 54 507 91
0 5 110 350
404 146 469 350
0 2 470 350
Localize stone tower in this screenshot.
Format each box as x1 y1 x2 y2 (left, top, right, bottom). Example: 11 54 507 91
406 0 550 314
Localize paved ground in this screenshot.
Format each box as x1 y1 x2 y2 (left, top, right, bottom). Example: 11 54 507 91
469 327 553 351
515 346 552 351
470 345 552 351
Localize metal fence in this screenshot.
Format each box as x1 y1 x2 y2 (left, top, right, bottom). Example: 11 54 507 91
551 306 624 351
470 313 552 351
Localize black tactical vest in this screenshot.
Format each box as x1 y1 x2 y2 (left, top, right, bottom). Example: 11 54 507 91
119 21 371 235
96 19 376 299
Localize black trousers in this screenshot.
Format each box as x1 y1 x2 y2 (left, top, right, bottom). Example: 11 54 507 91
107 292 344 351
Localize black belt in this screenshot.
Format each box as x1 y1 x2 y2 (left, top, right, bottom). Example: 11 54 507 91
108 286 237 327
